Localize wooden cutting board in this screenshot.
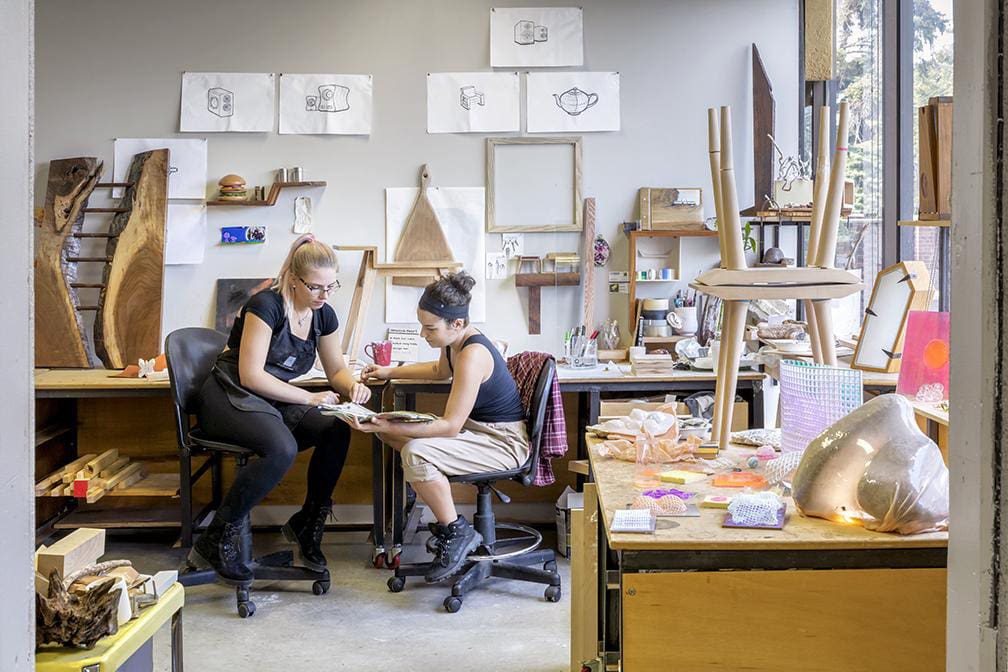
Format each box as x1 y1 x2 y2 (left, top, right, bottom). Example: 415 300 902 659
392 164 455 287
94 149 168 369
34 157 103 368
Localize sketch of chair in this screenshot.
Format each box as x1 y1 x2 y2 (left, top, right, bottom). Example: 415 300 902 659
689 103 862 449
460 86 485 111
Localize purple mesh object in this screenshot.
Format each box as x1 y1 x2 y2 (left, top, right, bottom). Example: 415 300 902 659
642 488 694 500
779 359 863 453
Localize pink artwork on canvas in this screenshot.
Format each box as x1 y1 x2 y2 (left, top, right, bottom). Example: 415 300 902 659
896 311 950 402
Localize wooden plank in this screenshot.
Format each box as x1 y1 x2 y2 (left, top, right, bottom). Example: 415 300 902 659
804 0 834 80
391 165 455 287
94 149 168 368
102 462 145 490
934 99 953 218
695 266 861 287
99 456 130 478
622 569 945 672
689 281 863 301
113 472 179 497
60 454 99 484
581 198 595 332
34 421 74 448
34 157 103 367
570 481 599 671
918 105 938 217
637 187 704 230
743 45 775 215
36 528 106 580
514 272 581 287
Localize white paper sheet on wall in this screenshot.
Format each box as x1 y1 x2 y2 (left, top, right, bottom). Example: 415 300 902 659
490 7 584 67
388 327 421 362
180 72 275 132
279 73 373 135
165 203 207 265
113 138 208 199
427 72 520 133
385 187 486 323
526 71 621 133
485 252 508 280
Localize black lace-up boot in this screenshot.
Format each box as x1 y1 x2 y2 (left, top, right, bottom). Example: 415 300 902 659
282 500 331 572
425 521 445 555
425 515 482 583
188 516 253 586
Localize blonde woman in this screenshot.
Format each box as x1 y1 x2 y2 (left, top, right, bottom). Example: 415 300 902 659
191 234 370 585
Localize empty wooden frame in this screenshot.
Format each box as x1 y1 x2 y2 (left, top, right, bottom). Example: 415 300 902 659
486 136 582 232
851 260 931 373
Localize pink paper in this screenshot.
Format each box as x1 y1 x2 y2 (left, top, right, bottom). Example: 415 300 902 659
896 311 950 402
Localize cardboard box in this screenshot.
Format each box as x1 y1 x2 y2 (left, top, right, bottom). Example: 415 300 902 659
555 487 584 558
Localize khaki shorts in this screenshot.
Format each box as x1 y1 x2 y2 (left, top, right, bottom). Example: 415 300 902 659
400 418 530 483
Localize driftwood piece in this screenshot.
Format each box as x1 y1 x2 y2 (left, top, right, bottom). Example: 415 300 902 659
34 158 103 367
94 149 168 368
37 569 120 649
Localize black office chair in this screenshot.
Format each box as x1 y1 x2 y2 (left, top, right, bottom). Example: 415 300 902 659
165 327 330 618
386 358 562 613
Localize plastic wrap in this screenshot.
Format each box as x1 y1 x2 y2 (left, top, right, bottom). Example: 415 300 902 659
791 394 949 534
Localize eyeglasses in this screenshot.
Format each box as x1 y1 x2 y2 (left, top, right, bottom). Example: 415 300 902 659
297 276 341 295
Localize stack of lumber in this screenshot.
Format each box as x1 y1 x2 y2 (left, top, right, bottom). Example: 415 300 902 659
630 352 676 376
34 450 146 503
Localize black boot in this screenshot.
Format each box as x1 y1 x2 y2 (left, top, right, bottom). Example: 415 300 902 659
425 522 445 555
425 516 482 583
188 516 253 586
282 500 331 572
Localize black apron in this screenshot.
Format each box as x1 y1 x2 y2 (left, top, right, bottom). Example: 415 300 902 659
210 308 322 426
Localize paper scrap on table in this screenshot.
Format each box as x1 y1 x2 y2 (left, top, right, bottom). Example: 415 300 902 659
388 327 421 363
501 233 523 259
293 196 313 234
490 7 583 67
165 203 206 265
180 72 275 132
113 138 208 199
279 73 372 135
385 187 486 323
526 71 621 133
485 252 508 280
427 72 519 133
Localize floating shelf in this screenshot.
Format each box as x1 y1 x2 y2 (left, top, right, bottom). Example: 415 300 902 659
635 278 678 283
898 219 951 227
207 181 326 207
628 229 718 238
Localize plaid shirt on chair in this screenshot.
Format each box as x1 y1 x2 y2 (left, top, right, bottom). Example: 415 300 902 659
507 351 568 486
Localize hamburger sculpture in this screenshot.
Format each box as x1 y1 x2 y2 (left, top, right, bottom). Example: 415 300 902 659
217 174 248 201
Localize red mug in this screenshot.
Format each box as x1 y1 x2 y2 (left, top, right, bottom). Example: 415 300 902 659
365 340 393 366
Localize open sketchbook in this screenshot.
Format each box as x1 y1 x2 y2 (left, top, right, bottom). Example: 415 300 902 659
318 402 436 424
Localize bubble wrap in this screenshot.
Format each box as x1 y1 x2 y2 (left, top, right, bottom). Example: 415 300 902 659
726 492 782 526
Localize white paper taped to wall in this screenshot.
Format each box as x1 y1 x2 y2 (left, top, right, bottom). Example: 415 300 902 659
279 73 373 135
427 72 520 133
388 327 421 362
490 7 584 67
180 72 275 132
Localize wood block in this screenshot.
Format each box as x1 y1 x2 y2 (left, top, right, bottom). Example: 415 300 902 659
62 485 74 497
36 528 106 581
35 470 66 496
918 105 938 217
99 456 130 478
85 486 107 504
103 462 144 490
934 99 953 217
85 449 119 475
114 468 146 491
638 187 704 230
48 485 65 497
73 479 90 499
60 454 98 483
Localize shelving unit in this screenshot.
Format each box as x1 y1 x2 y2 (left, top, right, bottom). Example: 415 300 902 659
627 229 717 327
207 180 326 207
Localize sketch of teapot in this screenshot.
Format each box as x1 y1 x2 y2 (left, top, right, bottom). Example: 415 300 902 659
553 87 599 116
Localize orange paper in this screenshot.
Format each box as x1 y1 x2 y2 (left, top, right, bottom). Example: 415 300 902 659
712 472 767 489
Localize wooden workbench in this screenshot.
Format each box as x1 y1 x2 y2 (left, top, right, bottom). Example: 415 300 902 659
574 434 947 672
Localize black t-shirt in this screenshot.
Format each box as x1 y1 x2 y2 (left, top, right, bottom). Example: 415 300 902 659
227 289 338 349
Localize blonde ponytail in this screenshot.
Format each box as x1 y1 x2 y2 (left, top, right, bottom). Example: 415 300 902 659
273 234 338 325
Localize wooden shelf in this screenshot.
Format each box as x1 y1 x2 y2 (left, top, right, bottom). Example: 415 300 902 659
635 278 678 283
898 219 951 227
630 229 718 238
35 422 74 448
207 181 326 207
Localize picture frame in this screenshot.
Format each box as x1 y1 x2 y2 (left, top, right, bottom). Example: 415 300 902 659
486 136 582 232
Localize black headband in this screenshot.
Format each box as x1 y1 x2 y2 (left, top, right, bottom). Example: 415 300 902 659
418 287 470 321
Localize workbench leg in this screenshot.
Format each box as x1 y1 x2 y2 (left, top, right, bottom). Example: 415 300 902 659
171 609 183 672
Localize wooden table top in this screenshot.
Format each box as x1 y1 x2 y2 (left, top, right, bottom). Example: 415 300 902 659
587 434 948 552
34 368 338 392
389 367 765 387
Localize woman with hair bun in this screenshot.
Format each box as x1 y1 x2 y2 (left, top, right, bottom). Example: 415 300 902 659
354 271 528 583
191 234 370 585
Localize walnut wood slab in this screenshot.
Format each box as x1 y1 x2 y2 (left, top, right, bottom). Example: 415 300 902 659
94 149 168 369
34 157 103 367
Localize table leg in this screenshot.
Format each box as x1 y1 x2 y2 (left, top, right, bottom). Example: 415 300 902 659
389 390 413 559
171 610 183 672
370 391 385 564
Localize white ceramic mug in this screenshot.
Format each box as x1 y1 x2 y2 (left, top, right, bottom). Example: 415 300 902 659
673 306 698 336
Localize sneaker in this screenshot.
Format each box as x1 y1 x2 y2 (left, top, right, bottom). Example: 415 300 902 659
425 516 482 583
281 500 331 572
188 516 253 586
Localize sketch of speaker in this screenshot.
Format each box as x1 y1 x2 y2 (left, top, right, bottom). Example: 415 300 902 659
305 95 319 111
208 87 234 117
317 84 350 112
514 20 548 45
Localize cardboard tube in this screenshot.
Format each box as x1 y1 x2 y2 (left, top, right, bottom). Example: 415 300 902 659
718 301 749 450
811 300 837 366
804 299 824 363
814 102 849 268
807 105 831 267
708 108 727 266
719 107 747 270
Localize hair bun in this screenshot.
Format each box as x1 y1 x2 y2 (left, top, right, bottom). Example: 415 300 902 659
448 271 476 294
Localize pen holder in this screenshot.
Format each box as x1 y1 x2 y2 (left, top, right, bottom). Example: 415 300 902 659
571 339 598 368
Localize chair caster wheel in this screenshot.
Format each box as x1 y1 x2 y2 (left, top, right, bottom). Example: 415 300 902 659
372 553 386 569
237 601 256 618
443 596 463 613
387 576 406 593
544 560 557 573
544 585 561 602
385 553 401 570
312 580 330 595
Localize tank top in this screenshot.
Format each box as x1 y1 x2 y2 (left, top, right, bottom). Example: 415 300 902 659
446 333 526 423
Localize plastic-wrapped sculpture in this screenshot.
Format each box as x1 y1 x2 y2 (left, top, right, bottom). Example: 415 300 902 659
791 394 948 534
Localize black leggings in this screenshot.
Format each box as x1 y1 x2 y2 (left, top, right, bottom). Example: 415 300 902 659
197 378 351 523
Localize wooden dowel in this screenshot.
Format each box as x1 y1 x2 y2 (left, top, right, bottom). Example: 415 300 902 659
83 208 128 213
719 106 747 270
807 105 831 266
707 108 727 267
814 101 850 268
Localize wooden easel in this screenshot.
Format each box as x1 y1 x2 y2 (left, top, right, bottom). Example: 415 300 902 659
691 103 863 449
335 245 462 365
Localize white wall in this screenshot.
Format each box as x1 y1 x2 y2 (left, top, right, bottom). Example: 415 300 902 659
1 0 35 668
35 0 798 360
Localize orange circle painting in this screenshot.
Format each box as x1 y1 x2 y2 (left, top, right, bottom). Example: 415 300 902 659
923 338 950 370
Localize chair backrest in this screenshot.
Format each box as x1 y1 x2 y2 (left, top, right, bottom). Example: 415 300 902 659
518 357 556 487
164 327 227 416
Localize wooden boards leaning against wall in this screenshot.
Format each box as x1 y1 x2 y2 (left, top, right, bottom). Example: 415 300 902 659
34 157 104 368
94 149 168 369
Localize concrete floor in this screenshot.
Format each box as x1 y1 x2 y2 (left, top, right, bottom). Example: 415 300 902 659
109 529 571 672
